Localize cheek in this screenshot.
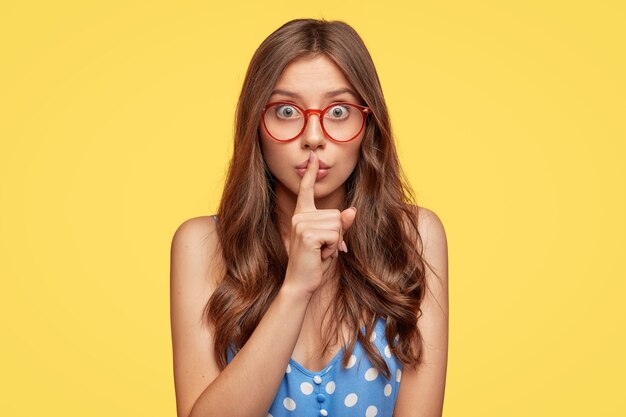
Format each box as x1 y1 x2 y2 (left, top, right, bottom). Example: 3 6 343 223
259 130 276 162
341 143 362 172
259 134 291 177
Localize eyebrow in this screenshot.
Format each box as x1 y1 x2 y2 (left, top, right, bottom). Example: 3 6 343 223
270 87 358 99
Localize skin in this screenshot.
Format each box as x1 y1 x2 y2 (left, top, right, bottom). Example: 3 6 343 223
258 53 365 359
258 53 365 251
171 52 447 417
257 54 449 416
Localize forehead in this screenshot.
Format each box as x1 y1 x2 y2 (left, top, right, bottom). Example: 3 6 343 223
271 54 357 101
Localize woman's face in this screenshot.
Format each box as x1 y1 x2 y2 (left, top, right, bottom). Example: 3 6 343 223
258 54 366 205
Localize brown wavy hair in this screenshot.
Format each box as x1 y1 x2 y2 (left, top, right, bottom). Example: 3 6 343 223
204 18 435 378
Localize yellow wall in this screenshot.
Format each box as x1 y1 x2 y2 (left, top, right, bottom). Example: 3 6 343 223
1 1 624 416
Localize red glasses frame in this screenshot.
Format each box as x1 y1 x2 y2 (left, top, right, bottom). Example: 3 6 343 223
261 100 372 143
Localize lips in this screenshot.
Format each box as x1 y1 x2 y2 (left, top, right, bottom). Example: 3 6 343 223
295 155 331 169
296 167 330 180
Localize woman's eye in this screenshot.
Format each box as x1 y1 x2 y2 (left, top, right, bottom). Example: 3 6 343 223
327 105 349 119
276 105 299 118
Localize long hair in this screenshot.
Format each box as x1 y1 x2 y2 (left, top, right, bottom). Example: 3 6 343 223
204 18 434 378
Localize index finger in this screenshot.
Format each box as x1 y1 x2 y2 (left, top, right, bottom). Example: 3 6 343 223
295 150 319 213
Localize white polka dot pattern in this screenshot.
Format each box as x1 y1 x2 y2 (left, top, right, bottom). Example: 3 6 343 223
384 345 391 358
282 397 296 411
344 393 358 407
225 316 403 417
365 367 379 381
325 380 336 394
300 382 313 395
366 405 379 417
345 354 357 369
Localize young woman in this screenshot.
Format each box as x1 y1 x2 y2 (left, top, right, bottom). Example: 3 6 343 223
170 18 449 417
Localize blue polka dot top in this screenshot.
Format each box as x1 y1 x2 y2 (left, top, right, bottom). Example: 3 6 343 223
226 316 404 417
212 215 404 416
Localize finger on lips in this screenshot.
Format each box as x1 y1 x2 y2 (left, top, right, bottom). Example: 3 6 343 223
296 150 347 259
295 150 319 214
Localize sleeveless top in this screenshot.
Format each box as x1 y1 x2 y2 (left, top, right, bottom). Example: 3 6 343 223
212 215 404 416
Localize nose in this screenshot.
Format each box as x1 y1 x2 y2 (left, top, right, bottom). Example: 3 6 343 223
300 112 326 149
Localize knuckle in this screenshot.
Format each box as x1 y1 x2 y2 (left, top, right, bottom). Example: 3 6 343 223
302 231 316 244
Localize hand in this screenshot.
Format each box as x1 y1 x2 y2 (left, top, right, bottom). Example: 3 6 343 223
282 150 357 297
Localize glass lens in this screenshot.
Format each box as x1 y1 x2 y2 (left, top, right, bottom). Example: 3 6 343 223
264 103 364 141
264 103 305 141
322 103 364 142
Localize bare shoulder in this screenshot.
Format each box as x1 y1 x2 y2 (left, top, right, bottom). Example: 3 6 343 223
415 205 448 283
406 204 449 304
393 206 449 416
170 215 224 417
415 205 447 248
170 215 224 288
404 205 448 254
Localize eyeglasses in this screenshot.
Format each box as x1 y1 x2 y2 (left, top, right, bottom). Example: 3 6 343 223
261 101 371 143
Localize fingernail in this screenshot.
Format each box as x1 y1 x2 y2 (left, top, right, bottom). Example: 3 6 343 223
335 249 339 257
309 150 314 162
341 241 348 253
349 206 357 212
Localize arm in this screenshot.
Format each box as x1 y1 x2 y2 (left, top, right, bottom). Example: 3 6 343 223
393 207 449 417
170 216 312 417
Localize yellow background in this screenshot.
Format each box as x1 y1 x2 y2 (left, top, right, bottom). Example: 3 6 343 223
1 1 624 416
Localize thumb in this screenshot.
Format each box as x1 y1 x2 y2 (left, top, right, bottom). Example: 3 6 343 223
341 206 357 234
335 207 357 256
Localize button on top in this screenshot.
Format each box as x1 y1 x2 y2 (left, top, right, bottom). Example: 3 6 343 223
313 375 322 384
317 393 326 403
